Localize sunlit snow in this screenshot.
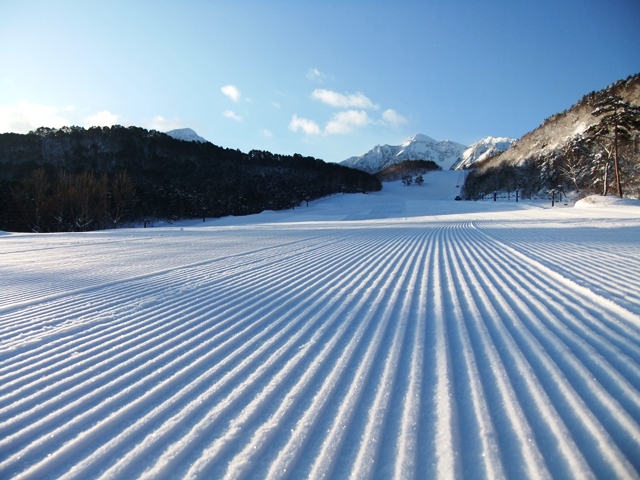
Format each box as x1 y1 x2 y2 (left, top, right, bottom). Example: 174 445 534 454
1 171 640 479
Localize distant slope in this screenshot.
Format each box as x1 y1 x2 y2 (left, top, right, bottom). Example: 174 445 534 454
341 134 467 173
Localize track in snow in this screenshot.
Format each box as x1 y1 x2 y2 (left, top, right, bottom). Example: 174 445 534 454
1 203 640 479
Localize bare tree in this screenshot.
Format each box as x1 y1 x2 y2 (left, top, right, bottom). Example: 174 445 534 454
12 168 50 232
110 170 135 228
559 144 589 193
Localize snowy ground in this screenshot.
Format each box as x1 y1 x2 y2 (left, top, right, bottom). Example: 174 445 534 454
1 171 640 479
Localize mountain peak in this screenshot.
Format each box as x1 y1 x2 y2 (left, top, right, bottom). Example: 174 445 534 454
166 128 208 143
403 133 436 145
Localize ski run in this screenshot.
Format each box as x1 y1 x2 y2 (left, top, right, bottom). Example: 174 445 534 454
1 172 640 479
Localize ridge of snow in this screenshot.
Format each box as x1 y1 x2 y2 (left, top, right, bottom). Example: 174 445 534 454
166 128 209 143
574 195 640 208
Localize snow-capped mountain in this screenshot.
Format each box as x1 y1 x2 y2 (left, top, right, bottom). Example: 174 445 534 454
341 134 467 173
452 136 516 170
166 128 209 143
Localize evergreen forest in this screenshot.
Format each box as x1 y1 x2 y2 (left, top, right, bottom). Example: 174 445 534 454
0 126 381 232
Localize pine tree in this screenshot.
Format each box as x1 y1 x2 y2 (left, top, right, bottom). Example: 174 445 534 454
587 96 640 197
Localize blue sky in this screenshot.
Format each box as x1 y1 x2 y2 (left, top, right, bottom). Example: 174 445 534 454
1 0 639 162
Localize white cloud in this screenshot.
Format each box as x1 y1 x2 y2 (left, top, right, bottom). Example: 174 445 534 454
223 110 243 121
290 110 371 137
221 84 242 102
0 100 70 133
84 110 120 128
307 68 333 83
381 108 408 127
311 89 377 109
289 115 321 136
261 129 273 138
141 115 185 131
325 110 371 135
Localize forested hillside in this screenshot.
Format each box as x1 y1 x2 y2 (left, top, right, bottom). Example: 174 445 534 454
463 74 640 200
0 126 380 232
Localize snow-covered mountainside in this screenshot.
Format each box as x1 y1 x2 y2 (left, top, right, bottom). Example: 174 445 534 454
452 136 516 170
476 74 640 172
166 128 209 143
342 134 467 173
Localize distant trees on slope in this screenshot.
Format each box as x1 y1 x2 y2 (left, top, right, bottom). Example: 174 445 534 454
0 126 381 232
375 160 441 182
8 169 135 232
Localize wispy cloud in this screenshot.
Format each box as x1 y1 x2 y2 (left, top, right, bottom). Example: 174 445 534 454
221 84 242 102
261 129 273 138
289 115 321 136
311 89 377 110
325 110 371 135
381 108 407 127
0 100 70 133
223 110 243 122
306 68 333 83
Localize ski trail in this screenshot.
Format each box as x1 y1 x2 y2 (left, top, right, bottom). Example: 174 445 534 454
441 224 507 479
461 223 640 478
428 228 461 479
1 210 639 479
302 231 425 479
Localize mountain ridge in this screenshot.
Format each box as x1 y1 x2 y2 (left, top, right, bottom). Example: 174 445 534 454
342 134 514 173
341 135 467 173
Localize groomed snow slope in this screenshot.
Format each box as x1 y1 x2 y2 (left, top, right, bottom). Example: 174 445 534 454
1 172 640 479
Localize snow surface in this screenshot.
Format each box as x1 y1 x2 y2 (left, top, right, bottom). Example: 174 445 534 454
2 171 640 479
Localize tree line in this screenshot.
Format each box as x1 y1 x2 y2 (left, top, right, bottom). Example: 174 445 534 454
0 126 381 232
